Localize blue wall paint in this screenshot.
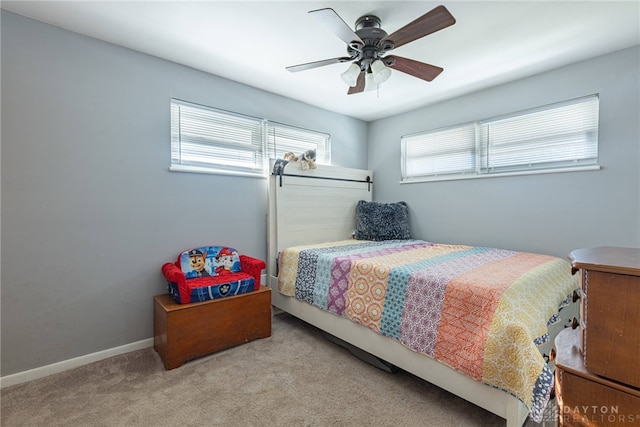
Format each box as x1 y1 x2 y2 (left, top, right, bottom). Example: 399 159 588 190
369 46 640 258
2 8 638 377
0 11 367 376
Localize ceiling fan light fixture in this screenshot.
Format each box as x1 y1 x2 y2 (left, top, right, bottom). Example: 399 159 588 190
364 72 377 91
371 59 391 84
340 63 361 87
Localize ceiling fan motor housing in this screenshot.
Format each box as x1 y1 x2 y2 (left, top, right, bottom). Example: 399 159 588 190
355 15 381 30
350 15 389 71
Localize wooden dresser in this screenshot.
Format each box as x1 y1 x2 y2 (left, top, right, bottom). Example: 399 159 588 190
554 247 640 426
555 328 640 426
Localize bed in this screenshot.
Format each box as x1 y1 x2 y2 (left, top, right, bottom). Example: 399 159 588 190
267 161 579 427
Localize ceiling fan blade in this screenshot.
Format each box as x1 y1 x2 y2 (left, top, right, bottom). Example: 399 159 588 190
286 57 352 72
347 71 366 95
380 5 455 50
309 8 364 47
384 55 443 82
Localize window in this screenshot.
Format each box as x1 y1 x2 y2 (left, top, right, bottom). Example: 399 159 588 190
266 122 330 165
401 94 600 182
170 99 331 176
171 100 264 176
402 125 476 178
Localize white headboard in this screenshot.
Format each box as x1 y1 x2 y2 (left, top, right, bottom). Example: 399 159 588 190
267 160 373 282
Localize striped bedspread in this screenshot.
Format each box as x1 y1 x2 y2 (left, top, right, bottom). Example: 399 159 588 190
278 240 578 421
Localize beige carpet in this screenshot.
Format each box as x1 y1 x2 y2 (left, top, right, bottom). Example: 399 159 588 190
1 313 555 426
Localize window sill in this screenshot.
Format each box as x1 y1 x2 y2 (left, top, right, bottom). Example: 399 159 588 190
169 165 266 179
400 164 601 184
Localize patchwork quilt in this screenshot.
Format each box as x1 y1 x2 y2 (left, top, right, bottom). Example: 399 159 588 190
278 240 578 422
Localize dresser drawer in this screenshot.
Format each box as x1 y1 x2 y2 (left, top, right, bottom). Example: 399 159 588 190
556 369 640 426
555 328 640 427
569 246 640 389
582 270 640 388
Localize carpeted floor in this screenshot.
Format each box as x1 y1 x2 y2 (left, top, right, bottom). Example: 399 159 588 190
1 313 556 426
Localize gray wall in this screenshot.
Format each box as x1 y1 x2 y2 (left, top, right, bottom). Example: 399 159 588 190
3 9 639 378
0 11 368 376
369 46 640 259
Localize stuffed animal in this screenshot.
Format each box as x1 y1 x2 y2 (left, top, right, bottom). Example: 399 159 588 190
300 149 317 170
284 152 298 163
272 158 288 175
272 152 300 175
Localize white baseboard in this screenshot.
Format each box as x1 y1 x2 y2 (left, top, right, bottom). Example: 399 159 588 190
1 278 269 389
0 338 154 389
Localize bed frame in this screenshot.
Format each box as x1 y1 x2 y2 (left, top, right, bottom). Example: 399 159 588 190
266 161 568 427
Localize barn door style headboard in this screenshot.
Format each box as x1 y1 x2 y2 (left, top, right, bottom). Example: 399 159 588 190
267 159 373 285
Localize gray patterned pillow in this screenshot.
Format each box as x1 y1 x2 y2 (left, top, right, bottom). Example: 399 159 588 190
355 200 411 241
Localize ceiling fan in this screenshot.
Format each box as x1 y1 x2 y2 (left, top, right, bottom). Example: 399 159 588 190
286 5 456 95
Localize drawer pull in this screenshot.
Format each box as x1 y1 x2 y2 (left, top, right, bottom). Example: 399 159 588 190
572 289 582 302
543 348 557 363
571 317 580 329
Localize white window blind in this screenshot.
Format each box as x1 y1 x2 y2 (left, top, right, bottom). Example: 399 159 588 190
266 122 331 165
479 95 599 172
401 94 599 182
402 125 476 180
170 99 332 176
171 100 265 176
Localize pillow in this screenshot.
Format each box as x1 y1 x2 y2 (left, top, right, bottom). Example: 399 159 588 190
178 246 242 278
355 200 411 241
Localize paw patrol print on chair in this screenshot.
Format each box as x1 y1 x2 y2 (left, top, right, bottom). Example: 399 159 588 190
185 249 210 277
163 246 265 304
179 246 242 279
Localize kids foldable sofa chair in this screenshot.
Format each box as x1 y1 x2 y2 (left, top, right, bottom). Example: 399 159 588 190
162 246 265 304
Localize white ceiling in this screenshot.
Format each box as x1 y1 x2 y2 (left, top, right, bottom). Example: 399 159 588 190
3 1 639 121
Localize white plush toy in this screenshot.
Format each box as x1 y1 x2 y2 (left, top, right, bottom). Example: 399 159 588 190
300 149 317 170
